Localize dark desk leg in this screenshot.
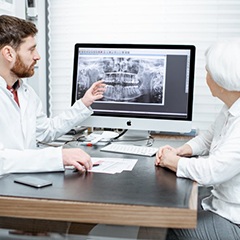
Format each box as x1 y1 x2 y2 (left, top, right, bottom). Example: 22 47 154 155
71 223 167 240
138 227 167 240
0 217 97 236
68 222 98 235
0 216 70 233
0 217 167 239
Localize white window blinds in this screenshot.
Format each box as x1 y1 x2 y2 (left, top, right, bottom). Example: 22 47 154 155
47 0 240 132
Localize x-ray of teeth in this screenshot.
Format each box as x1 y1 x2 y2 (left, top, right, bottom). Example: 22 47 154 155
76 56 166 104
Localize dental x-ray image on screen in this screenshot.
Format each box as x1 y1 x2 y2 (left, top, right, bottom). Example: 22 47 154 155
76 56 166 105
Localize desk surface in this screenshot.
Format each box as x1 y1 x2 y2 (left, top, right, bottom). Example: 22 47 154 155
0 138 197 229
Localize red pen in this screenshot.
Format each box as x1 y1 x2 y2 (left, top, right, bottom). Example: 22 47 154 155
80 142 93 147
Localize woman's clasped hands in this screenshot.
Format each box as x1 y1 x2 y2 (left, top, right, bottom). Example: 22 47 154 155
155 145 181 172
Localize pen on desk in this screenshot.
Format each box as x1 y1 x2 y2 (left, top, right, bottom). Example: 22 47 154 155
93 163 100 167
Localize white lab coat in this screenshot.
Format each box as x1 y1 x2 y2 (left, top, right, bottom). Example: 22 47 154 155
0 77 93 175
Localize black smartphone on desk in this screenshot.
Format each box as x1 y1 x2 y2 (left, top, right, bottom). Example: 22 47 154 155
14 176 52 188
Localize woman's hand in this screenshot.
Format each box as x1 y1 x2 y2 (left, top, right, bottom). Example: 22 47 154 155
155 145 177 166
155 145 180 172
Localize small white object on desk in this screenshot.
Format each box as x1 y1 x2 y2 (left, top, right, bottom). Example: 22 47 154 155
85 131 119 143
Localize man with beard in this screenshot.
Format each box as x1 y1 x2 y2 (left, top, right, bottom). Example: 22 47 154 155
0 15 106 175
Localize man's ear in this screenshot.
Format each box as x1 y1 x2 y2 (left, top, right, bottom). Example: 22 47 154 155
1 45 16 62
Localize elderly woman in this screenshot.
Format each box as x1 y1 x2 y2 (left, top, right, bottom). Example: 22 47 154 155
156 39 240 240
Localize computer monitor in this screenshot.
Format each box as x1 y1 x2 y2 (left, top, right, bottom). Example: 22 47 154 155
71 43 195 138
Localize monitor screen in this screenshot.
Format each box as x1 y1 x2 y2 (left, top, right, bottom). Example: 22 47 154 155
71 43 195 135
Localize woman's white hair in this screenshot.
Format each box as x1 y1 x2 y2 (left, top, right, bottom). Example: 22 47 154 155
205 38 240 91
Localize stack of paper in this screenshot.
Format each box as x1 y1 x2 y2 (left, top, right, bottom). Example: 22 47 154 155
90 157 138 174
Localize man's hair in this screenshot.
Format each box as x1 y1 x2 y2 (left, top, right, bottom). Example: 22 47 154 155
0 15 38 50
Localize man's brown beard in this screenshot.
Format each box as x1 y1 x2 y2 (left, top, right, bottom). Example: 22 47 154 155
11 54 36 78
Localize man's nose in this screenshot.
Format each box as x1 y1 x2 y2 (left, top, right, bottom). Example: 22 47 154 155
34 50 41 61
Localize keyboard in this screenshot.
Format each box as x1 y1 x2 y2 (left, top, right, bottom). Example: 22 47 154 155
100 143 158 157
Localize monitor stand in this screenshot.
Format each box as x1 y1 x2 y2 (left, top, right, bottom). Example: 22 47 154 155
117 130 151 146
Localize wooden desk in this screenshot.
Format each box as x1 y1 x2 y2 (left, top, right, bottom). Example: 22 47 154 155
0 138 197 235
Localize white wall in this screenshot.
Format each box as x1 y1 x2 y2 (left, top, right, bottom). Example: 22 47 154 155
0 0 17 16
0 0 47 113
27 0 48 113
47 0 240 132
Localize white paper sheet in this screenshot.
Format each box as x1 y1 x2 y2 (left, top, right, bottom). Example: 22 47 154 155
90 157 138 174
